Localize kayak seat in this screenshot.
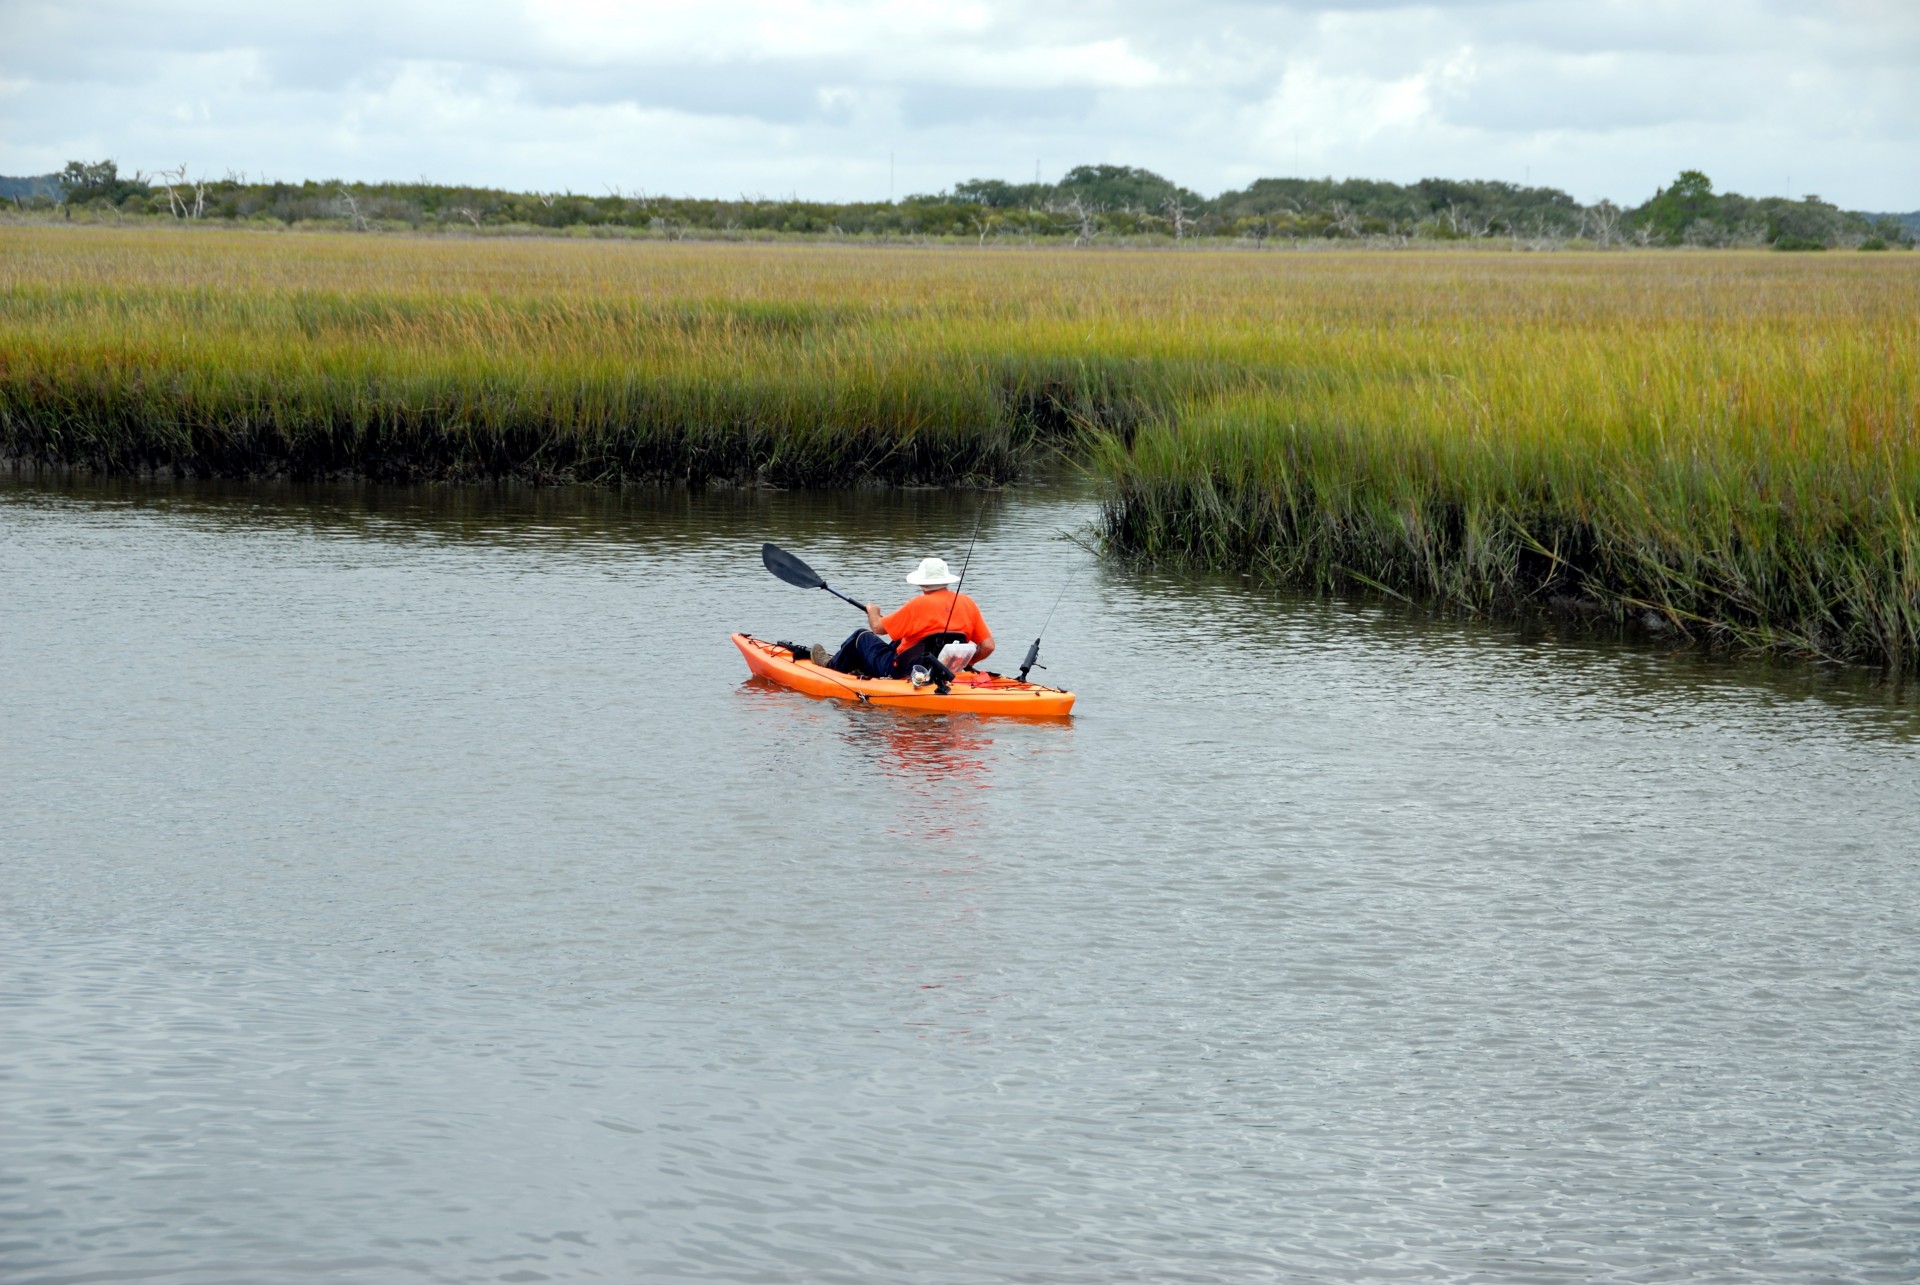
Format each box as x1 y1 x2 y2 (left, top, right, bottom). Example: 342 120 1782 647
896 631 969 673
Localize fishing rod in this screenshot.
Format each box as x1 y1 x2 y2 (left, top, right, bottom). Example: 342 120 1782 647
941 500 989 636
1018 573 1073 683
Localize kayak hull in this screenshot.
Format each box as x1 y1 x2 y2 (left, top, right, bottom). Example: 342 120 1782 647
732 633 1074 717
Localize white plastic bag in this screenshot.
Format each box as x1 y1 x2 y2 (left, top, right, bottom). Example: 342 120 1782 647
937 641 978 672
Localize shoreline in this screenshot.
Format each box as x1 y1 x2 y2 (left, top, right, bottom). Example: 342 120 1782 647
13 209 1898 255
5 226 1914 673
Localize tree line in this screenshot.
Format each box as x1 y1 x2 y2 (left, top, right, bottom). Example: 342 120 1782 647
5 159 1912 250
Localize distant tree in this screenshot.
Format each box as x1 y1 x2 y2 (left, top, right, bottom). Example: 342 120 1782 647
948 178 1051 208
1864 216 1914 247
1055 164 1199 214
1636 169 1719 244
18 157 1906 252
1762 194 1844 249
57 159 149 205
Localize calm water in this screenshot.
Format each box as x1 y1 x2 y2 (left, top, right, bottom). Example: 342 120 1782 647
4 475 1918 1284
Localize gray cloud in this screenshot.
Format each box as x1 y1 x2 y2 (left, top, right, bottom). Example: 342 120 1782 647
0 0 1912 208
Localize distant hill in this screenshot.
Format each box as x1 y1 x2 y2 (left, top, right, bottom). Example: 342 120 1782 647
0 173 64 200
1861 211 1920 237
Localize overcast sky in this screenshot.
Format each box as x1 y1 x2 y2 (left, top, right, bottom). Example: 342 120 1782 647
2 0 1914 208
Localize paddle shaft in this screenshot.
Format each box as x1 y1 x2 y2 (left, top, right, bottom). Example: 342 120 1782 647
820 584 868 612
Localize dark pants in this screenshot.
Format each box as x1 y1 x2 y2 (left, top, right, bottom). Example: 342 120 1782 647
829 629 901 678
829 629 967 682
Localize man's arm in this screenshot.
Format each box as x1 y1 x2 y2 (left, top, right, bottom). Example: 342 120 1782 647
972 631 995 668
865 602 888 637
964 599 994 667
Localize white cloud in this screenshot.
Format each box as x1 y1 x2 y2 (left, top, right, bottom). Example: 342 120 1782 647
1249 53 1455 157
520 0 1003 70
0 0 1913 208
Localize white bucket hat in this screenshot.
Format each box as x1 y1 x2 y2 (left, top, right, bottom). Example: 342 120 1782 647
905 556 960 586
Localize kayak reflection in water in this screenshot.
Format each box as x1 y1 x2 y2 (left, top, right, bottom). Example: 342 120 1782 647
820 556 996 683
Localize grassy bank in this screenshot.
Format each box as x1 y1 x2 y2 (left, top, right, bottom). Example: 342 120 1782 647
0 226 1137 486
1093 255 1919 668
4 226 1916 667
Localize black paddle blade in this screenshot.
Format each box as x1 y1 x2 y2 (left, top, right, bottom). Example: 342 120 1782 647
762 543 825 591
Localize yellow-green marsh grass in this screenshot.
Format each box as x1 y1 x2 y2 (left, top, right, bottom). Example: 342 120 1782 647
1094 254 1919 668
4 226 1916 667
0 226 1169 485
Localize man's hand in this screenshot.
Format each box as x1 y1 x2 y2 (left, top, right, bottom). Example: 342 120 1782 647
865 602 887 636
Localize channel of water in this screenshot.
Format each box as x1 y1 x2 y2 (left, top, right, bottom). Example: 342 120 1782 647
4 474 1917 1283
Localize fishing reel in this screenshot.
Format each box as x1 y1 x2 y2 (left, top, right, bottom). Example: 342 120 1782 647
909 661 954 696
1017 637 1044 684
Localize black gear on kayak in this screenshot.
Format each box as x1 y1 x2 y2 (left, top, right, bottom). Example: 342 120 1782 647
895 630 969 676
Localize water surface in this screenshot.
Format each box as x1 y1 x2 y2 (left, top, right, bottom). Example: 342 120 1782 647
4 476 1918 1283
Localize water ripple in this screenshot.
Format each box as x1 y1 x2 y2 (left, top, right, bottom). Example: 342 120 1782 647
3 475 1918 1283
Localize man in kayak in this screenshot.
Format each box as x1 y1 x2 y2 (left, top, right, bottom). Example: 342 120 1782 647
816 556 996 680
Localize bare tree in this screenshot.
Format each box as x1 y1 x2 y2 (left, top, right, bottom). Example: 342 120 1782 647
153 167 183 218
606 184 650 217
153 165 207 220
1327 200 1362 239
449 206 483 230
1583 199 1623 247
336 186 370 231
1160 193 1197 241
1061 194 1101 246
1442 200 1490 239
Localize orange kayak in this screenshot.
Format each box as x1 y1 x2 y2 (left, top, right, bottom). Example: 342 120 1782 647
732 633 1075 717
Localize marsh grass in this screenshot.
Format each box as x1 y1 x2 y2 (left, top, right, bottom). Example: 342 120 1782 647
0 228 1173 486
1094 257 1920 668
4 226 1916 667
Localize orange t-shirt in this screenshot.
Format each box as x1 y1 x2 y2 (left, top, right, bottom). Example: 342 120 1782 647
882 590 988 655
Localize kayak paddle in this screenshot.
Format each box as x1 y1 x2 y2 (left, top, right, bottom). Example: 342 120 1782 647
762 543 868 613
